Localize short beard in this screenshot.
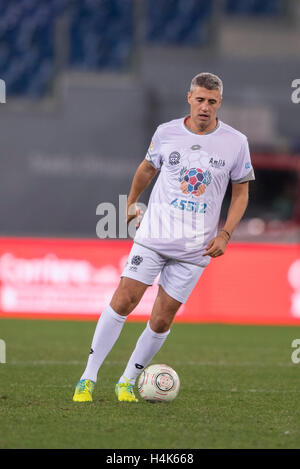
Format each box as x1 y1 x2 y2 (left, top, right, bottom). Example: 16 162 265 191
198 121 209 131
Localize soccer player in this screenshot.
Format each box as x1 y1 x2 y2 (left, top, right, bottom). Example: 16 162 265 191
73 72 255 402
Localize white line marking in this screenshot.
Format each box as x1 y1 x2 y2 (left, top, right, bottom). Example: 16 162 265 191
6 360 295 367
1 383 299 393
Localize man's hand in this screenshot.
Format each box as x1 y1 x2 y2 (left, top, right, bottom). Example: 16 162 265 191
203 233 229 258
126 160 157 228
127 203 143 227
203 182 249 258
180 181 206 196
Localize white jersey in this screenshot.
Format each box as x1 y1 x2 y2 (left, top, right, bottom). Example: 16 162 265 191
134 117 255 267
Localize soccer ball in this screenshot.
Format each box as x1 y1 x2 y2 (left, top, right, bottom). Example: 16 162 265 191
183 167 211 195
137 364 180 402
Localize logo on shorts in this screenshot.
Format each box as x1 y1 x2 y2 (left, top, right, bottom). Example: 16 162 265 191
129 255 143 272
169 151 180 166
131 255 143 266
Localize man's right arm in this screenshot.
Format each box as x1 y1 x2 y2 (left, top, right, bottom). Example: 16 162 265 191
127 159 158 224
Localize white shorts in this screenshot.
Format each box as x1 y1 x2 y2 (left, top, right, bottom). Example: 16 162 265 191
121 243 205 304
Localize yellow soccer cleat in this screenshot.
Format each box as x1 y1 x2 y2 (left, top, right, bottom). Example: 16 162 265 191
73 379 95 402
115 378 138 402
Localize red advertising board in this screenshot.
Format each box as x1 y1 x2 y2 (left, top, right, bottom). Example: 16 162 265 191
0 237 299 325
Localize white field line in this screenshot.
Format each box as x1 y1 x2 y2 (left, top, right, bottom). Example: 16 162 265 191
5 359 296 367
1 383 300 393
1 361 299 393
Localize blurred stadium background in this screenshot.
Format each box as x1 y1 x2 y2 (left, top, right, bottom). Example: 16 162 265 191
0 0 299 325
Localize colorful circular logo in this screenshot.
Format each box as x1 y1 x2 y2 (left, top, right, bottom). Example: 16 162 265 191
182 167 211 195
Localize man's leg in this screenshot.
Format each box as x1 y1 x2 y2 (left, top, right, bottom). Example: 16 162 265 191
79 277 148 383
118 260 205 391
118 285 182 387
73 277 147 401
73 243 165 402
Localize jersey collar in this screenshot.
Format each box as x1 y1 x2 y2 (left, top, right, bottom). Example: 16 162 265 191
183 116 221 136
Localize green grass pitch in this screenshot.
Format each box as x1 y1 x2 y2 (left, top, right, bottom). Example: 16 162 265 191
0 318 300 449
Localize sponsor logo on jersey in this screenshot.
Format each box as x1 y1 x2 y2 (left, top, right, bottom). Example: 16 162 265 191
209 157 225 168
245 162 251 169
149 140 154 152
178 166 212 197
169 151 180 165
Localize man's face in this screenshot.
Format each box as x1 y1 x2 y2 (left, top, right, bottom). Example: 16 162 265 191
187 86 222 131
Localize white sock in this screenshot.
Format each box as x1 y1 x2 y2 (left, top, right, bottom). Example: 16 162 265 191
81 305 126 383
119 321 170 385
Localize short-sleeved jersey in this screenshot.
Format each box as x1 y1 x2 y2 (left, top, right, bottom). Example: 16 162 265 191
134 117 255 267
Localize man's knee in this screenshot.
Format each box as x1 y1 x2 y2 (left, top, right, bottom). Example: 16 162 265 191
110 279 147 315
150 315 171 333
149 287 182 332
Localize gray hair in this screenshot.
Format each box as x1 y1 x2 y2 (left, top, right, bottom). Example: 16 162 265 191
190 72 223 96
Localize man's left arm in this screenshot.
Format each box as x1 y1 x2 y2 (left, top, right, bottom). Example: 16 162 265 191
203 181 249 257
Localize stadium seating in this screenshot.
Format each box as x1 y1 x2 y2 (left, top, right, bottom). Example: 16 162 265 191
0 0 133 96
0 0 68 97
0 0 285 97
225 0 282 16
69 0 133 70
146 0 212 45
